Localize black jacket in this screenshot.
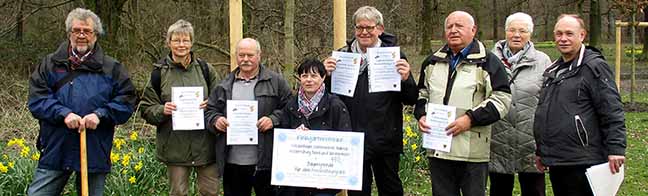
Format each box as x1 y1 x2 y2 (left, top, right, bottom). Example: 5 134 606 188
534 46 626 166
327 33 419 159
205 65 292 175
280 93 351 131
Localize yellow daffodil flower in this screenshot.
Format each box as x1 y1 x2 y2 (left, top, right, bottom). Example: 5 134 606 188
411 143 418 151
403 138 408 145
20 146 31 158
110 152 120 163
114 139 125 150
129 176 136 184
134 161 143 172
415 156 421 162
8 161 14 169
0 163 7 173
121 154 131 166
31 153 40 161
129 132 138 141
138 147 145 154
2 154 8 160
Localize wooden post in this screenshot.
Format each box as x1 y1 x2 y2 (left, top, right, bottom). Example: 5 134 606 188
333 0 346 49
615 20 622 91
230 0 243 71
631 10 636 104
80 128 88 196
333 2 347 195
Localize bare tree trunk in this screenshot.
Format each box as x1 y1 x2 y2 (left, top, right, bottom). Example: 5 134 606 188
641 6 648 61
283 0 295 77
14 0 24 43
589 0 601 48
420 0 435 54
492 0 498 41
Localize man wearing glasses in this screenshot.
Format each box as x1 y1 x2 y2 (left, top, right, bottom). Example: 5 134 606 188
323 6 418 196
27 8 136 196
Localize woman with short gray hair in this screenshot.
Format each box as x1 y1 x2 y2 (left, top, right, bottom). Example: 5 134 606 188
489 12 551 196
140 19 222 196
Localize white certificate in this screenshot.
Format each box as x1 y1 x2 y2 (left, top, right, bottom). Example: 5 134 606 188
423 103 456 152
271 129 364 191
171 86 204 131
331 51 361 97
226 100 258 145
367 47 401 93
586 162 624 196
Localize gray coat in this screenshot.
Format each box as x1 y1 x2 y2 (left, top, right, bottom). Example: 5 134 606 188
489 40 551 174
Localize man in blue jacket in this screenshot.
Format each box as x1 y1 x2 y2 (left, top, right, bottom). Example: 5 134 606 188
26 8 136 196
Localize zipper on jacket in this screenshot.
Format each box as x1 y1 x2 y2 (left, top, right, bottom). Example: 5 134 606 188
574 115 589 147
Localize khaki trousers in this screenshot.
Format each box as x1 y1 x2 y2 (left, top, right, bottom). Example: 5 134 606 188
167 163 220 196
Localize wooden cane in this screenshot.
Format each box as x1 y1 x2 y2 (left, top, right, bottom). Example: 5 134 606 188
80 127 89 196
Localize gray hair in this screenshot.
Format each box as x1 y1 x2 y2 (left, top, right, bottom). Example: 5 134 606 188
166 19 195 44
444 11 475 28
236 38 262 54
352 6 384 26
65 8 104 35
505 12 534 33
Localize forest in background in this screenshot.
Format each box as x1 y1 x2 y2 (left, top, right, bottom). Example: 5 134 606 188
1 0 647 78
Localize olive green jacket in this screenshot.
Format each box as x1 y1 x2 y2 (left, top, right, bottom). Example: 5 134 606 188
140 54 222 166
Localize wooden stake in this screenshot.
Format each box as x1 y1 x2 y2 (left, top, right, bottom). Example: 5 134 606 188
80 127 88 196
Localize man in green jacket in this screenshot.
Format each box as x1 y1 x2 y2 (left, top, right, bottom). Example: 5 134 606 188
140 20 222 196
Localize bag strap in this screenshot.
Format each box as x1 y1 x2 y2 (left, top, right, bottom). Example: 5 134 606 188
52 71 83 93
151 58 211 104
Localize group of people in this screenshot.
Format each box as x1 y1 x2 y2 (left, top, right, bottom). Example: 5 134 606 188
26 5 626 196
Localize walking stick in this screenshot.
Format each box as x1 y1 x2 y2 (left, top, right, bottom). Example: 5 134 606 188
80 127 89 196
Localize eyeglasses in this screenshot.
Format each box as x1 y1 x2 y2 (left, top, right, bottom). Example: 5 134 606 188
71 28 95 36
170 39 192 45
506 28 530 34
354 25 376 33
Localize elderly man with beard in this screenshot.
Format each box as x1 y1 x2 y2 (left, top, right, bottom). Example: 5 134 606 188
27 8 136 196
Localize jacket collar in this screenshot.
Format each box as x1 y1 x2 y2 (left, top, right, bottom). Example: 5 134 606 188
493 40 539 70
344 32 399 50
51 41 106 72
154 52 197 70
546 44 602 74
431 39 487 64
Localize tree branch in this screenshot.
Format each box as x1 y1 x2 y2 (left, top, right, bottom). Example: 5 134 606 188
194 41 230 57
0 0 75 38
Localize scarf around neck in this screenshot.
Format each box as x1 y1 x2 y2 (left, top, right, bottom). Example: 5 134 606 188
502 41 531 68
68 46 95 69
351 39 382 74
297 84 326 118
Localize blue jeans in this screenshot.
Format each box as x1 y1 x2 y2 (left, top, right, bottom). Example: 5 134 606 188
28 168 107 196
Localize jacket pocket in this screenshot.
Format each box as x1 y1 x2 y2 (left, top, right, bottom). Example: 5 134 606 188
574 115 589 147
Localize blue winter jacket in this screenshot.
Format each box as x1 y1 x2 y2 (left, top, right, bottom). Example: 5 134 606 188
27 41 136 173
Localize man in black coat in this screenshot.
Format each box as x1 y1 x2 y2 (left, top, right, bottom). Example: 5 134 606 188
323 6 418 196
533 14 626 196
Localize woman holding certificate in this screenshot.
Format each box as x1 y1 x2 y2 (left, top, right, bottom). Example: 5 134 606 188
140 20 222 196
276 58 352 196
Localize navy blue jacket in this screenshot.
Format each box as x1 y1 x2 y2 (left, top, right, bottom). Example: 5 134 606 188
27 41 136 173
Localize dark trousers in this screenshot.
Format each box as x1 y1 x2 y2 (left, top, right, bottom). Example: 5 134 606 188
223 163 273 196
428 157 488 196
489 172 546 196
548 165 594 196
348 154 403 196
